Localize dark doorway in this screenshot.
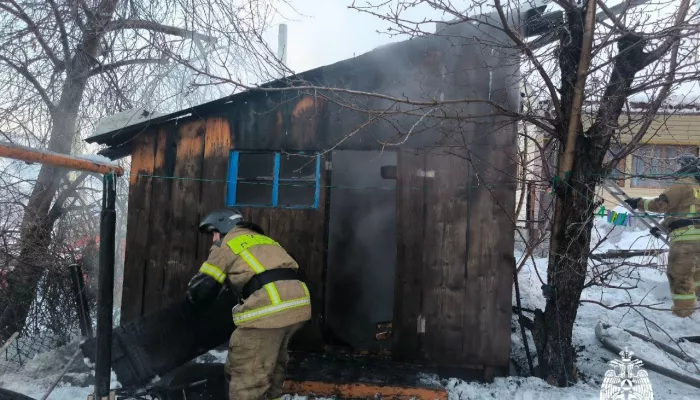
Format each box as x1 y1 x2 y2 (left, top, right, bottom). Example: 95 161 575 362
325 150 397 351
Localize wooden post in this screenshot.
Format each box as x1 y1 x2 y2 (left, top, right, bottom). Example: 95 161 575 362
69 263 93 338
95 173 117 398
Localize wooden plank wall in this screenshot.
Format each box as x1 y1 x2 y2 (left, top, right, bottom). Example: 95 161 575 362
142 128 176 315
422 148 470 366
122 120 220 321
196 118 232 262
393 145 515 376
163 121 206 305
121 133 157 322
122 109 327 351
463 119 517 371
392 149 425 361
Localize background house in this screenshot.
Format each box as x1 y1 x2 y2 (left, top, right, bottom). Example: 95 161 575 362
600 106 700 209
518 103 700 241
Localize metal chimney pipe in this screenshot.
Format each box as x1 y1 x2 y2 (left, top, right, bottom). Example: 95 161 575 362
278 24 288 65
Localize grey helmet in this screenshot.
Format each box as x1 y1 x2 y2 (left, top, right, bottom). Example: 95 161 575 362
199 208 244 235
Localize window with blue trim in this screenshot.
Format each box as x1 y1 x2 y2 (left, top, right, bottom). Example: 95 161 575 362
226 151 321 209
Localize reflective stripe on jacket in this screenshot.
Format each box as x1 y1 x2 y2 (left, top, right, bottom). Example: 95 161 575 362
197 227 311 329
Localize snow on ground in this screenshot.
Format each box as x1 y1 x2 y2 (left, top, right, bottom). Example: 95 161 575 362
509 215 700 400
0 340 120 399
3 213 700 399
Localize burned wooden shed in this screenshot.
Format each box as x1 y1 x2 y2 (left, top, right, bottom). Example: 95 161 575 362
87 22 520 380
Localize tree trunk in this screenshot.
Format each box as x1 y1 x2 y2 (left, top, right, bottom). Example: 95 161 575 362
534 146 600 385
532 25 648 386
0 0 120 343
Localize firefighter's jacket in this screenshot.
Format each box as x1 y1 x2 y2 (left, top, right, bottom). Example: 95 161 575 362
641 177 700 243
190 226 311 329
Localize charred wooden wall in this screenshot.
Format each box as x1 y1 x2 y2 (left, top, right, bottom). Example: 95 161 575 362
121 114 328 350
120 20 518 373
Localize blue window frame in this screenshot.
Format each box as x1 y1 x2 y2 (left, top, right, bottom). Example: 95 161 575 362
226 151 321 209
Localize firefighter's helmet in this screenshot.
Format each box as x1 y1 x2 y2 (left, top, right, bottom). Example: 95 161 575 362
199 208 244 235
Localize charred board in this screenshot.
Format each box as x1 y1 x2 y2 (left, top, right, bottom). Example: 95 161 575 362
81 290 238 388
0 388 35 400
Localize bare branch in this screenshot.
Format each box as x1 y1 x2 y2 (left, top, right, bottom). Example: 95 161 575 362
0 2 65 69
595 0 628 32
46 0 71 64
641 0 693 66
617 25 685 159
105 19 215 42
86 58 168 77
0 56 55 112
493 0 563 119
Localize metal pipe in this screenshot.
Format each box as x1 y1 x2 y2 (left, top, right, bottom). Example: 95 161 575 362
95 173 117 397
278 24 288 65
0 141 124 176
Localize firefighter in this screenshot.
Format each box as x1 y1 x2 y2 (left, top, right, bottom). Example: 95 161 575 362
185 208 311 400
624 154 700 318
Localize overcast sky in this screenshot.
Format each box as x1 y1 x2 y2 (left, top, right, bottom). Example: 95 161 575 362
265 0 443 73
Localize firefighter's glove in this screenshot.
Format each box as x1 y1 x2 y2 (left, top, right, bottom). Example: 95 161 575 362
624 198 642 210
650 227 662 238
185 272 222 308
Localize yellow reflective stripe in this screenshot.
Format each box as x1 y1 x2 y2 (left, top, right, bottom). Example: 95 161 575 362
670 226 700 242
689 204 697 217
643 198 652 212
227 234 279 255
672 293 697 300
226 234 291 305
239 249 266 273
237 249 282 304
301 282 310 297
232 296 310 324
199 263 226 283
265 283 282 304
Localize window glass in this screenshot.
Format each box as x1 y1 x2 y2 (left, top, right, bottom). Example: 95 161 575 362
227 151 320 209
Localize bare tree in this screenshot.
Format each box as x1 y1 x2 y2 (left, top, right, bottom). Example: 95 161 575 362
0 0 287 347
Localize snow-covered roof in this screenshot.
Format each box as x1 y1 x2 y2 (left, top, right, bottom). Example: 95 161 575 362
92 108 165 137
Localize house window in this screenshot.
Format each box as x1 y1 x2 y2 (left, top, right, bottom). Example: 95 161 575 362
226 151 321 209
603 144 626 186
631 145 699 188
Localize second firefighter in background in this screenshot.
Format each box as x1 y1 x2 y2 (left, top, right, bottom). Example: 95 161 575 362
185 209 311 400
625 154 700 318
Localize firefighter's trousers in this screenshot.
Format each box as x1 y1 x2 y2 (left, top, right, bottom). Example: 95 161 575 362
224 322 305 400
667 240 700 317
